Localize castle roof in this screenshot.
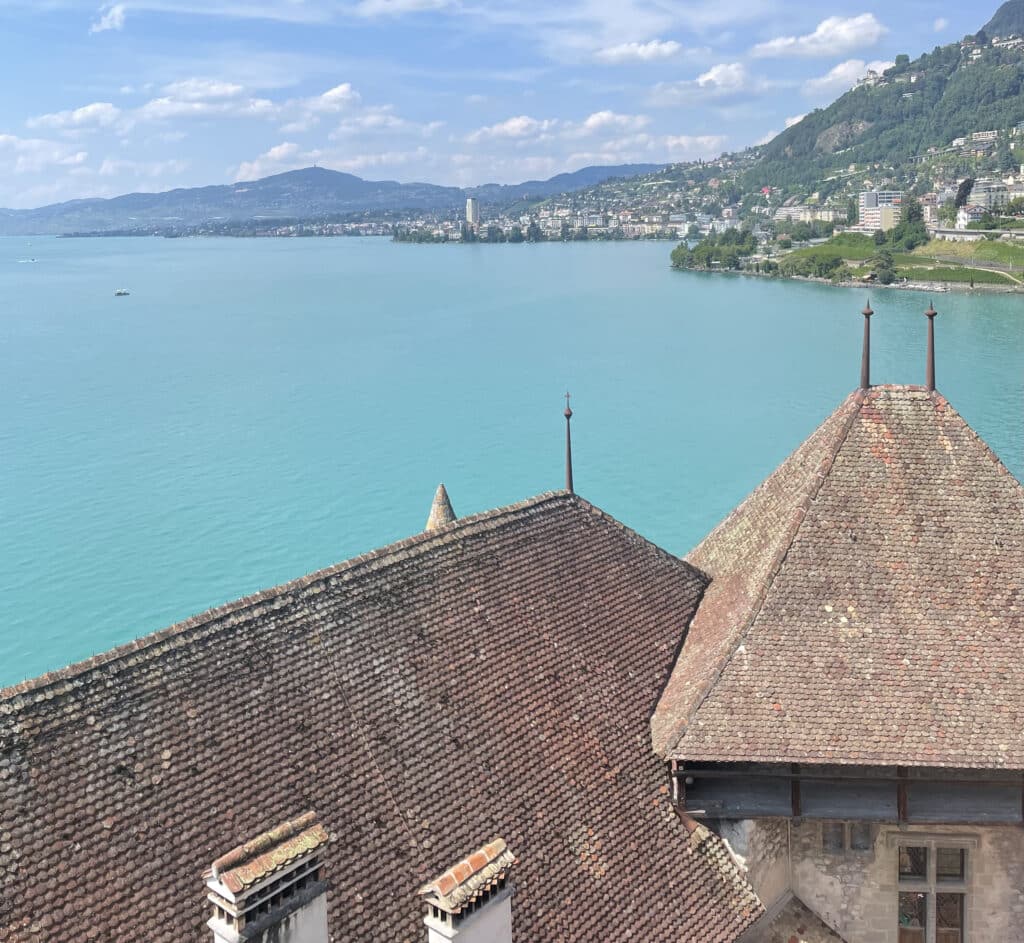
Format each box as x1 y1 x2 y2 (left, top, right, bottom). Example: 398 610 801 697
654 386 1024 769
425 482 456 531
0 492 760 942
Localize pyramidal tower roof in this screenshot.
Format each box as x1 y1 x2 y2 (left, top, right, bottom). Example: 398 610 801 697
425 483 457 531
653 385 1024 769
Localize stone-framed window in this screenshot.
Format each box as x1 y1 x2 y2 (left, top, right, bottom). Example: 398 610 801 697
819 821 875 855
893 837 971 943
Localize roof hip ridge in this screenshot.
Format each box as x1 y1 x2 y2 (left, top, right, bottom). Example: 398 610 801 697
0 490 575 705
665 388 868 757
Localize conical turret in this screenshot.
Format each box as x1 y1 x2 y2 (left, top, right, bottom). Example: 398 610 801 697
425 483 456 532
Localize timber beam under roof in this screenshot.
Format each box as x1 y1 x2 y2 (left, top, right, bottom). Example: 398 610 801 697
671 761 1024 826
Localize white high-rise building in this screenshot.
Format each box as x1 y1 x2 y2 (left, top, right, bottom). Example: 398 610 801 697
858 190 903 232
466 197 480 227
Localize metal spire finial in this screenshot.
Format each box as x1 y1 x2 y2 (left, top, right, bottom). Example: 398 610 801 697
564 392 574 494
924 302 938 392
861 299 873 390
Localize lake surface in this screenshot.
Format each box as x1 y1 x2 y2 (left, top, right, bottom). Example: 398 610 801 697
1 236 1021 688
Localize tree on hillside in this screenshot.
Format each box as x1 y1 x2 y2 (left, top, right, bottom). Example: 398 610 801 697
904 195 923 224
955 178 975 208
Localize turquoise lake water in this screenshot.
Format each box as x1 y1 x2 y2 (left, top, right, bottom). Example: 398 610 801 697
1 236 1021 688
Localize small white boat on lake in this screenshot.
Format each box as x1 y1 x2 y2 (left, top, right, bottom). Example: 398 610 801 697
114 288 130 297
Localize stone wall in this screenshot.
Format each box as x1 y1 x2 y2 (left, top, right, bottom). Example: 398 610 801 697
723 819 1024 942
789 821 1024 943
719 818 791 908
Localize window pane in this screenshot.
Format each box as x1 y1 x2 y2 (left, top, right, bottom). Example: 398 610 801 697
937 893 964 943
899 846 927 880
822 822 844 851
937 847 965 881
899 892 927 942
850 822 872 851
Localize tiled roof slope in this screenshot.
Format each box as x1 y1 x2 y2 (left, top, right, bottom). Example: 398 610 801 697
651 391 863 755
0 492 761 942
661 387 1024 768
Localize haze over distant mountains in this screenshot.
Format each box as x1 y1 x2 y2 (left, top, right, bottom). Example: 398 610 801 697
0 164 663 236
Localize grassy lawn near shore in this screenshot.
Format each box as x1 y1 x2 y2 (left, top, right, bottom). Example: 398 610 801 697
913 238 1024 270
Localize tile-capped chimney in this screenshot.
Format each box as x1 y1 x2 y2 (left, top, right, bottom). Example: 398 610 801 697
418 838 516 943
205 811 329 943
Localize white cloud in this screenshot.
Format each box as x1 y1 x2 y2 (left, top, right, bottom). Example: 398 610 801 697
310 83 360 112
752 13 887 58
234 141 303 181
137 95 276 121
650 61 759 106
803 58 894 99
90 3 125 33
162 79 245 101
663 134 727 159
279 83 362 132
354 0 451 15
570 111 650 136
98 158 189 178
754 130 778 146
785 113 806 128
331 110 408 135
595 39 681 64
696 62 750 92
332 146 430 172
934 17 949 32
466 115 557 143
0 134 89 174
27 102 121 130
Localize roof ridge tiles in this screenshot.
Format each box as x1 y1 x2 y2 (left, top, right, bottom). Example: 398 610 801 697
0 489 704 710
210 811 321 878
659 389 867 757
0 490 569 704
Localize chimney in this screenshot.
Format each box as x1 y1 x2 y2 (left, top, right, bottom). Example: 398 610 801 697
418 838 516 943
205 811 329 943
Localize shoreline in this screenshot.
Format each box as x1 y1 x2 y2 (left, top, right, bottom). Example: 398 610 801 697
675 266 1024 295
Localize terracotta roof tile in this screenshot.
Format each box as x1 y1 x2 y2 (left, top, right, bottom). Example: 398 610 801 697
419 838 515 913
658 387 1024 769
210 812 327 895
0 491 761 942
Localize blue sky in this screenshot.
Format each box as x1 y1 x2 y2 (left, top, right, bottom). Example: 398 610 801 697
0 1 992 207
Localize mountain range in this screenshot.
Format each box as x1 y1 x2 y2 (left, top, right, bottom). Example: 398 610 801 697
0 164 663 236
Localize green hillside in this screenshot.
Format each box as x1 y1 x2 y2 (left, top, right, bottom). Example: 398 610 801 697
985 0 1024 37
748 38 1024 190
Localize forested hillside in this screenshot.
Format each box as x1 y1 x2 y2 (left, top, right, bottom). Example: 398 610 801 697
985 0 1024 37
747 39 1024 191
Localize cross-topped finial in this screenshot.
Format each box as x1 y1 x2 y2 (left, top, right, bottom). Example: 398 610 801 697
564 391 572 418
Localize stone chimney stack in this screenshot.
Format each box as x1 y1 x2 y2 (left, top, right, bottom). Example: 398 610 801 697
205 811 329 943
418 838 516 943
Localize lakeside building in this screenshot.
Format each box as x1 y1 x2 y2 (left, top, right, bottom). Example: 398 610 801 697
1 311 1022 942
465 197 480 228
969 177 1010 211
956 204 987 229
858 190 904 232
